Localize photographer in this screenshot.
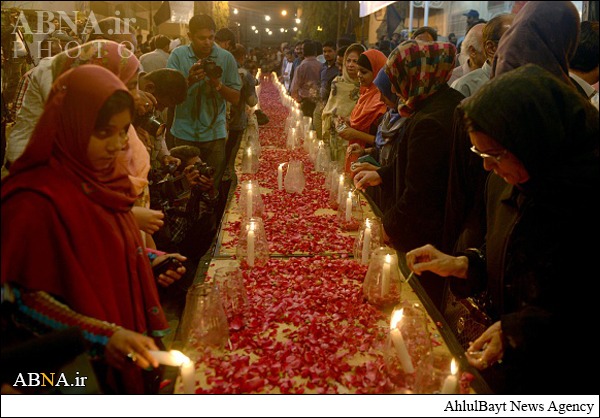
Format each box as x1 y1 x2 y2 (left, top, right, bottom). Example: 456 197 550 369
167 14 241 192
136 68 187 171
151 145 218 263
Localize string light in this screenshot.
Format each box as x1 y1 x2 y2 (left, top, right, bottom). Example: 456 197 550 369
281 10 287 16
265 15 271 21
233 8 238 15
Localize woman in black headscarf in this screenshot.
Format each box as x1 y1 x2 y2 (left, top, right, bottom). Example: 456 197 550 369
406 65 599 394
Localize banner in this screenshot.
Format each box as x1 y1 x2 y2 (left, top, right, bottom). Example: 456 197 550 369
359 1 397 17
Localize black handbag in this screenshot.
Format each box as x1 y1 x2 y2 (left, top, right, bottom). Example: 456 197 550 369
443 289 493 349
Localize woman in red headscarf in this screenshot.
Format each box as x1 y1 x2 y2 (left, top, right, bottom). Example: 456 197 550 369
336 49 388 172
1 65 170 394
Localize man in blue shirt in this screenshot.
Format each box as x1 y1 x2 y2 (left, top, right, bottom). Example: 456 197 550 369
167 14 241 190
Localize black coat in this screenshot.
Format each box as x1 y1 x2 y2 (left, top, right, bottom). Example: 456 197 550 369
378 84 465 253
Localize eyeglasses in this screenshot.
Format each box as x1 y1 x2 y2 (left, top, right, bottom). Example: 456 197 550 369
470 145 508 163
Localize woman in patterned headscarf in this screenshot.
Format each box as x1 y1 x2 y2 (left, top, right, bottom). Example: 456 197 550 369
354 40 464 307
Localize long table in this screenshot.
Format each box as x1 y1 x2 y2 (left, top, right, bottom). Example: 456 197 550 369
173 76 491 394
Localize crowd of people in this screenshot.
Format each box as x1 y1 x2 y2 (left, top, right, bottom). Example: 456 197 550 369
1 1 598 394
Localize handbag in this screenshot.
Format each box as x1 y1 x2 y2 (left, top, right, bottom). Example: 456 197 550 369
443 288 493 349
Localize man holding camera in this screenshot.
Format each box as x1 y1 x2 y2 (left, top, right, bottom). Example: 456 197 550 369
136 68 187 170
167 14 241 191
151 145 218 264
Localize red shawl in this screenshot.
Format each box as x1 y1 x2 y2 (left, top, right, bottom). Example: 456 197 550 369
1 66 168 337
349 49 388 146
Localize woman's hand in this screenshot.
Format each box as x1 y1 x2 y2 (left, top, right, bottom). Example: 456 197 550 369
466 321 505 370
405 244 468 278
338 126 357 140
353 170 382 191
134 90 157 116
105 329 160 370
346 143 365 157
152 253 187 287
162 155 181 168
132 206 164 235
351 161 379 174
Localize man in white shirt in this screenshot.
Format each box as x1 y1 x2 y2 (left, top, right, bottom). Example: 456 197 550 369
568 21 599 110
452 14 514 98
448 23 486 86
140 35 171 73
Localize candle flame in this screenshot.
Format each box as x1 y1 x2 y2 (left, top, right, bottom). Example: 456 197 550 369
390 308 403 329
247 148 252 156
348 191 352 199
170 350 191 366
365 218 371 228
450 358 458 375
247 182 253 191
279 163 285 169
385 254 392 264
339 174 344 183
249 222 255 232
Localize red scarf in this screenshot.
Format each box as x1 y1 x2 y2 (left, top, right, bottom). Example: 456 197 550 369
349 49 388 146
2 66 168 336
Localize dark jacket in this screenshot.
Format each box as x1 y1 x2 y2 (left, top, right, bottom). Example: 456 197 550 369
377 84 464 252
460 64 600 394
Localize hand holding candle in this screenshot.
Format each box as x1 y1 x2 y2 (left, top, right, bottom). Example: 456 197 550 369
148 350 195 394
389 309 415 374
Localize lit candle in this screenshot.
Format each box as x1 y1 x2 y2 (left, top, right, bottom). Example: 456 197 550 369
246 183 253 219
382 254 391 295
389 309 415 374
247 222 255 267
345 191 352 222
278 163 284 191
337 174 344 205
441 358 459 394
361 219 371 265
148 350 195 394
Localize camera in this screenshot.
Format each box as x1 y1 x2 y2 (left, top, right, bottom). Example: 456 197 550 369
199 58 223 79
193 161 215 177
151 162 190 202
135 113 166 137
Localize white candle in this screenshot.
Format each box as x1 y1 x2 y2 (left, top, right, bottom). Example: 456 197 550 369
247 222 255 267
441 358 459 394
246 183 253 219
181 359 195 394
337 174 344 204
345 191 352 222
361 219 372 265
277 163 284 191
148 350 196 394
390 309 415 374
382 254 391 295
148 350 181 367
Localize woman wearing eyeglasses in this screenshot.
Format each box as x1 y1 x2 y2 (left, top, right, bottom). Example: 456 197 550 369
406 64 599 394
